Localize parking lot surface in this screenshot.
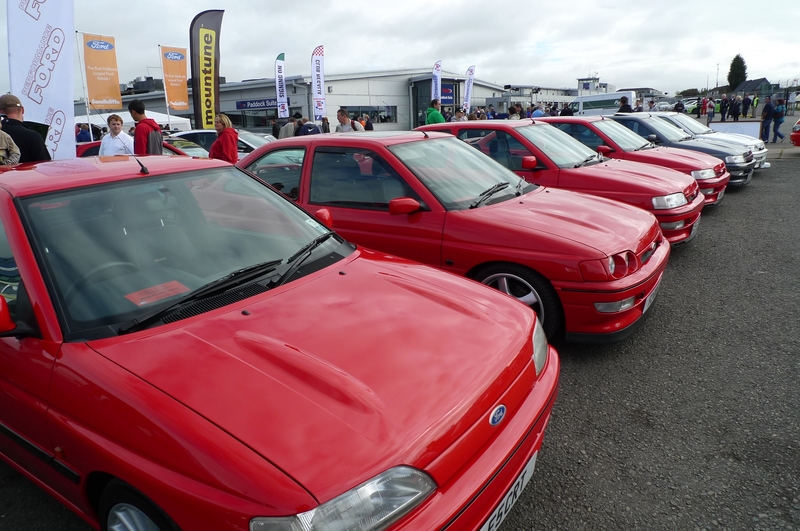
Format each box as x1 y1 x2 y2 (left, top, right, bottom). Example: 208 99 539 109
1 148 799 530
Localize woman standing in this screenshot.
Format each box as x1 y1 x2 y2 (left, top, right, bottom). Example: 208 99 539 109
706 98 716 125
208 114 238 163
99 114 135 155
730 96 742 122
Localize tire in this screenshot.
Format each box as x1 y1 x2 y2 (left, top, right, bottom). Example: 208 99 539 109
473 263 563 339
99 479 181 531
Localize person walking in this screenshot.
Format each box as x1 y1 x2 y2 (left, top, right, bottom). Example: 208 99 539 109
425 99 445 124
208 113 238 163
760 96 774 143
751 95 759 118
742 94 751 119
701 96 708 116
770 98 786 143
673 100 685 113
706 98 716 125
730 96 742 122
0 93 50 163
719 94 730 121
99 114 135 155
127 99 163 155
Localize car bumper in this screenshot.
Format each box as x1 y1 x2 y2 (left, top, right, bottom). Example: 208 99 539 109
791 132 800 147
392 347 560 530
695 171 730 205
726 160 756 186
653 192 705 244
553 236 670 341
753 149 768 169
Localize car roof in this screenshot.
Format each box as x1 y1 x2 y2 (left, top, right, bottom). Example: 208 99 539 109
420 119 549 130
0 156 230 198
536 116 607 123
267 130 453 146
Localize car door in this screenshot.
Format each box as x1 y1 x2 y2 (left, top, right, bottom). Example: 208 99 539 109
305 146 446 267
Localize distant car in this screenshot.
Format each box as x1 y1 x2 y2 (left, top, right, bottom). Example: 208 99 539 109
239 131 671 343
170 129 274 160
610 113 756 186
538 115 730 205
686 100 721 114
791 119 800 147
0 155 560 531
76 139 190 157
650 111 768 169
656 102 673 111
163 137 209 157
419 120 704 245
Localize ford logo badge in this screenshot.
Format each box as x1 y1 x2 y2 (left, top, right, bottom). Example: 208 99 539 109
87 40 114 51
164 51 185 61
489 405 506 426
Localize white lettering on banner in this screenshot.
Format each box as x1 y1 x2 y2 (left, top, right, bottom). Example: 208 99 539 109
44 108 65 157
23 25 65 105
22 0 45 20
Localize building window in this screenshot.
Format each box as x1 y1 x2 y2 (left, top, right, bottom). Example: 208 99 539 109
340 106 397 123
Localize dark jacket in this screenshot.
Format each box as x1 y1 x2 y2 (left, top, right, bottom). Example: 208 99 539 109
271 123 280 138
76 129 92 142
618 104 634 113
297 122 321 135
1 118 51 163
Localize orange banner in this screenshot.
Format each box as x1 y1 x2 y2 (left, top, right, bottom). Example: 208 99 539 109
160 46 189 111
83 33 122 109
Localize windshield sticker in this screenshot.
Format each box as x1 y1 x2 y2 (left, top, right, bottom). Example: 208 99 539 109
125 281 190 306
304 219 327 233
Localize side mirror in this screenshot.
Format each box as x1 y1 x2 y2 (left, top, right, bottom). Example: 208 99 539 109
314 208 333 228
0 297 13 333
596 145 613 155
520 156 538 170
388 197 421 215
647 134 659 143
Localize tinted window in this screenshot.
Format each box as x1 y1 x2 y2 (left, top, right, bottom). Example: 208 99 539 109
246 148 306 200
80 145 100 157
0 219 20 321
553 123 604 149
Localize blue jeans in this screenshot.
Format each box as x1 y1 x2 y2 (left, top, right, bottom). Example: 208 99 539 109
772 120 785 142
761 119 772 141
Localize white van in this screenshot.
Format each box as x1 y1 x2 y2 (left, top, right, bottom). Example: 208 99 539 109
567 91 636 116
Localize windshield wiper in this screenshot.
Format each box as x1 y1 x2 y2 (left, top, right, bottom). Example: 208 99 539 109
270 232 337 288
634 142 654 151
574 154 598 168
469 182 510 209
118 259 283 335
514 176 528 196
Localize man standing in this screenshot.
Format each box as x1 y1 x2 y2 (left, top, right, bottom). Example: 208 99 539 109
271 119 280 138
425 99 445 124
742 94 752 119
617 96 633 113
531 104 546 117
127 99 162 155
760 96 774 143
719 94 730 121
278 118 296 139
297 118 321 135
0 94 50 163
751 95 759 118
335 108 365 132
363 114 374 130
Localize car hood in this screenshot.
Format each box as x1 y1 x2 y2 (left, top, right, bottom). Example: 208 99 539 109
461 186 658 256
580 158 694 194
698 131 763 149
90 251 535 503
631 145 725 170
671 136 740 155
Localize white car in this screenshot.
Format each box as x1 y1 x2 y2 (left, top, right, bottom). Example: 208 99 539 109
169 129 275 160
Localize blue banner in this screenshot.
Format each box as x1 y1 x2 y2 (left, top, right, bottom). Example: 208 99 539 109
441 84 455 104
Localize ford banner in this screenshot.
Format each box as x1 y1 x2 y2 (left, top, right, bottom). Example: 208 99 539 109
160 46 189 111
82 33 122 110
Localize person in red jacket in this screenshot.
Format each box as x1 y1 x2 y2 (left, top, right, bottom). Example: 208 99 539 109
127 99 163 155
208 114 238 163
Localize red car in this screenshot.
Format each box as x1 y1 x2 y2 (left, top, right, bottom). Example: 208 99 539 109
76 139 192 157
791 119 800 147
419 121 705 245
239 131 670 343
0 156 559 531
536 115 731 205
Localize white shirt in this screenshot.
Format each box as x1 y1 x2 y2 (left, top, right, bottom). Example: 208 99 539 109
99 132 134 156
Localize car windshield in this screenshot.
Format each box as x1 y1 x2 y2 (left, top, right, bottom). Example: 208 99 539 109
667 114 712 135
639 116 691 141
238 131 272 148
166 139 209 157
389 137 535 210
593 119 651 151
20 167 348 339
515 124 599 168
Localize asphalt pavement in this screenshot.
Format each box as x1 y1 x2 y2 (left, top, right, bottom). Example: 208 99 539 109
1 142 799 531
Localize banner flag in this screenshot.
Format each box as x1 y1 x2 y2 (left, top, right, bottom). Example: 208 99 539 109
189 9 224 129
431 60 442 102
462 65 476 112
7 0 75 159
275 53 289 119
82 33 122 110
311 46 326 121
160 46 189 111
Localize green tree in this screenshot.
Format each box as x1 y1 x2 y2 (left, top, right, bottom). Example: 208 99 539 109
727 55 747 92
678 88 699 97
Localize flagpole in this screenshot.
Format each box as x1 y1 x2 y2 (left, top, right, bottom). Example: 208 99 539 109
75 31 92 133
158 46 172 130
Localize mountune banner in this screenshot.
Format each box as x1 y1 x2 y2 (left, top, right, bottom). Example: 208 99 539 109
160 46 189 111
462 65 476 112
82 33 122 110
7 0 74 159
275 53 289 119
431 60 442 102
311 46 326 121
189 9 224 129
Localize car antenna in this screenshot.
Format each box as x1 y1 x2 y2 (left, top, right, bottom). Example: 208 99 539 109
88 101 150 174
420 130 429 138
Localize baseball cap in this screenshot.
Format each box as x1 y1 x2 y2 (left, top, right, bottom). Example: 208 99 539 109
0 94 22 110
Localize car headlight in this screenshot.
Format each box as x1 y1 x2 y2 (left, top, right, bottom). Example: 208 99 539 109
532 317 548 375
792 124 800 132
251 467 435 531
690 168 716 180
652 192 688 209
725 155 746 164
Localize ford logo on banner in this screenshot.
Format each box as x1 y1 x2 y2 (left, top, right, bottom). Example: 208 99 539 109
164 51 185 61
489 405 507 426
87 40 114 51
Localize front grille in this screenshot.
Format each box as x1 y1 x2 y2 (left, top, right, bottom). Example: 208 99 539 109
640 241 658 266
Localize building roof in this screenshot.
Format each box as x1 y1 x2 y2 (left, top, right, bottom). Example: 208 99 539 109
732 78 771 94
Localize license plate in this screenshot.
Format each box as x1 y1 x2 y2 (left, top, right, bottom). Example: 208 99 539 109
716 188 724 201
643 279 662 314
479 452 538 531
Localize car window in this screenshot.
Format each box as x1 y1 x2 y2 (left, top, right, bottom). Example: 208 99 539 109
80 145 100 157
309 149 419 210
553 123 604 149
457 129 533 171
237 140 253 153
246 148 306 200
182 132 214 150
514 124 597 169
593 120 650 151
0 219 21 321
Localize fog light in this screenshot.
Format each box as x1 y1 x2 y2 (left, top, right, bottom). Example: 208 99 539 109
700 188 715 195
594 296 636 313
660 220 685 231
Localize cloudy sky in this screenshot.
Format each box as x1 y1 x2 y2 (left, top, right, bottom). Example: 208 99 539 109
2 0 799 98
